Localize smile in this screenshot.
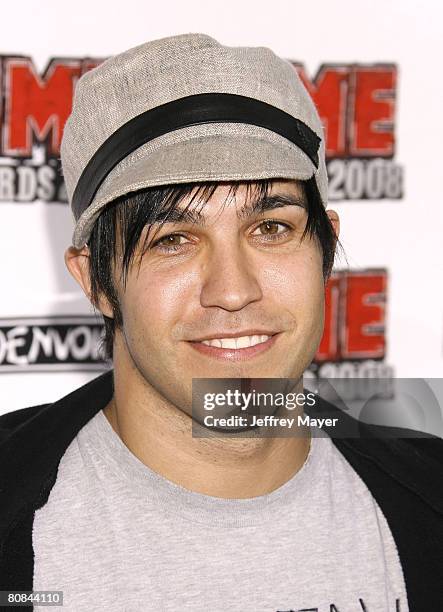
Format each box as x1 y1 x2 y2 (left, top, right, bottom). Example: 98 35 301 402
201 334 271 349
188 332 279 361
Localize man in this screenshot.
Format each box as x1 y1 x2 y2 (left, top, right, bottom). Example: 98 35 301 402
0 33 441 612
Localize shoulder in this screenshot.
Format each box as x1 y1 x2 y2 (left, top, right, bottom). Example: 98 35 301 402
333 423 443 515
0 370 113 450
363 421 443 465
0 403 50 443
0 371 113 439
396 433 443 461
315 393 443 469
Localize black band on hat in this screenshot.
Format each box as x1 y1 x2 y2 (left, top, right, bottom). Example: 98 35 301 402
72 92 321 219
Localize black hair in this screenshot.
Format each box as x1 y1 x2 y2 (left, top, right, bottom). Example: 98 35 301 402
88 177 339 360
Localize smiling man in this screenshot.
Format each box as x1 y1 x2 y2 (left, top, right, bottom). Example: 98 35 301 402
0 33 441 612
68 177 335 499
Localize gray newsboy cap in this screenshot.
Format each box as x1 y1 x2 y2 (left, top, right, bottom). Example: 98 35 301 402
61 33 328 248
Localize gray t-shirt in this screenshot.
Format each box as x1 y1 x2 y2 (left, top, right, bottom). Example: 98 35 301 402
33 409 409 611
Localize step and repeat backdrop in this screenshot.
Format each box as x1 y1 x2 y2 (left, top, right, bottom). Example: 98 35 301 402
0 0 442 413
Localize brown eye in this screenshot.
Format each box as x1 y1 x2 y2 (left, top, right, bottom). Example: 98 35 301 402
151 233 191 253
260 221 280 234
252 220 291 237
158 234 183 246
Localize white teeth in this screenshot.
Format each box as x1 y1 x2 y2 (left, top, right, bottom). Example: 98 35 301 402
220 338 236 349
236 336 250 349
201 335 271 349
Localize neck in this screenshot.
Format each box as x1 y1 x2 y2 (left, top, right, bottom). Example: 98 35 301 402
103 354 311 499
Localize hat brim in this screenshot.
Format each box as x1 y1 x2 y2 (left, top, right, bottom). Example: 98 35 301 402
72 132 316 248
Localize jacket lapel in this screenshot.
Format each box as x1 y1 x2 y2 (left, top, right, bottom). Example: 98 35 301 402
0 370 114 542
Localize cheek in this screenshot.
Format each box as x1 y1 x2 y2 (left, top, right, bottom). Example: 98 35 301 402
119 267 199 341
261 247 325 315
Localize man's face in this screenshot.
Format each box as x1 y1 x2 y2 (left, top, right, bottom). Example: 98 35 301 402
112 179 329 414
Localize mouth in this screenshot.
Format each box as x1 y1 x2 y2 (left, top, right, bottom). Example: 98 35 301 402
187 332 280 361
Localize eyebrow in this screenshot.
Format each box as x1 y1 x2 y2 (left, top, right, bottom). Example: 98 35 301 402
152 193 307 227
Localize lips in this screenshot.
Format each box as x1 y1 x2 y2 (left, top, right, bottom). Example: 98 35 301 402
191 329 279 341
188 332 280 361
201 334 271 349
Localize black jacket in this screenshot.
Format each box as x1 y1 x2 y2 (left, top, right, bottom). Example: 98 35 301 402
0 371 442 611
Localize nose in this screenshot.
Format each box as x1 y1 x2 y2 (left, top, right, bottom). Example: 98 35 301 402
200 242 262 311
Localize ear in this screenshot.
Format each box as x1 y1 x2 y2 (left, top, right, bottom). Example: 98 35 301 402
326 209 340 238
64 246 114 319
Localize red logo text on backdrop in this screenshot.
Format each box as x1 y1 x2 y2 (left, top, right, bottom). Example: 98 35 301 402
0 56 402 203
